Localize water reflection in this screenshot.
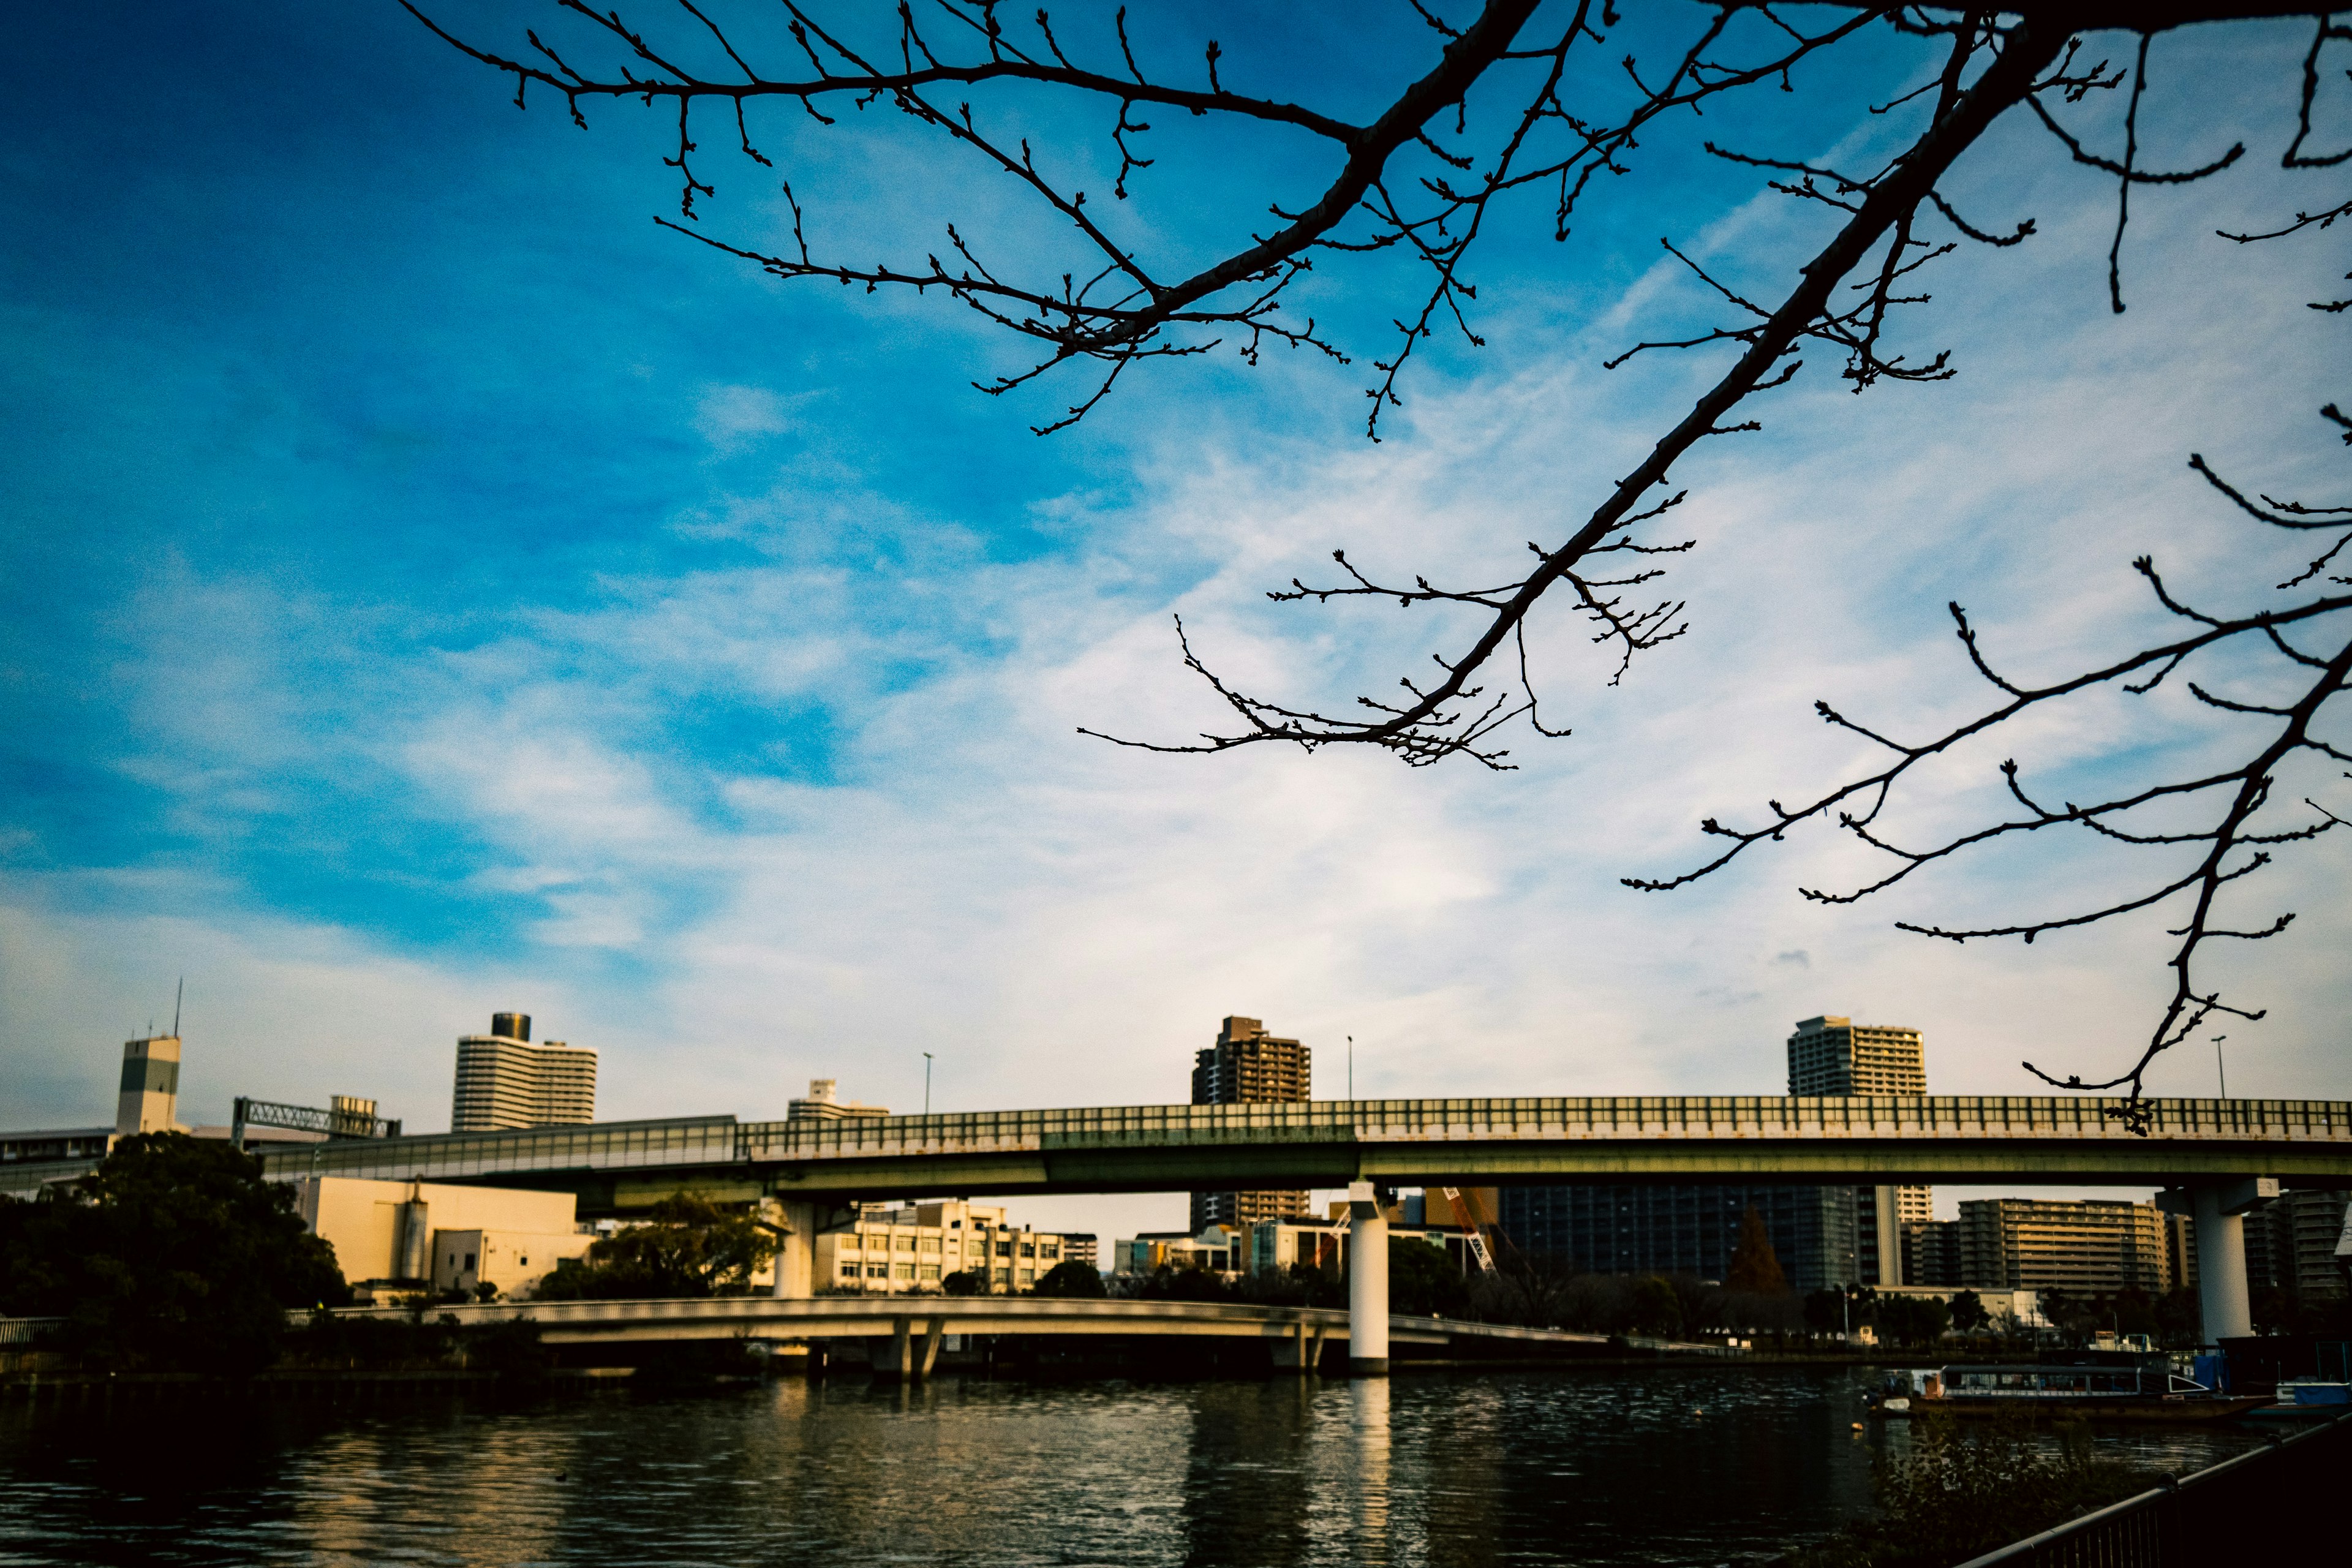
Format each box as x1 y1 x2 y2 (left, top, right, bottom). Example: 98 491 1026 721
0 1368 2271 1567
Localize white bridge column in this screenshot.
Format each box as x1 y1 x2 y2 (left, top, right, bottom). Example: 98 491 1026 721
769 1199 816 1299
1348 1180 1389 1376
2193 1183 2255 1344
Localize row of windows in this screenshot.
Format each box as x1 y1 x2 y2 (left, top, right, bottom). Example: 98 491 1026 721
839 1234 1059 1259
835 1262 1037 1285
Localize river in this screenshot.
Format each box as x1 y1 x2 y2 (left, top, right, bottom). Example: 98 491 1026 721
0 1366 2269 1567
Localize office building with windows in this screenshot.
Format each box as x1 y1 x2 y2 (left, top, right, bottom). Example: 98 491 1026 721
1500 1183 1860 1294
450 1012 597 1132
816 1200 1092 1296
1189 1016 1313 1232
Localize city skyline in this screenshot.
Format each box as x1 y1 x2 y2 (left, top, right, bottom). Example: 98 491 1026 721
3 9 2348 1260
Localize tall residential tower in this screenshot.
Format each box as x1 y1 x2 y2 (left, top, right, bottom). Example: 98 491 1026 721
1189 1016 1311 1233
451 1012 597 1132
1789 1014 1931 1287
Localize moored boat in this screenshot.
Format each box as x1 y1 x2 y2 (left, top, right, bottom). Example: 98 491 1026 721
1868 1355 2269 1422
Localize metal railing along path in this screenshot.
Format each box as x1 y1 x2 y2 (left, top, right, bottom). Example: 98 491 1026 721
1952 1409 2352 1567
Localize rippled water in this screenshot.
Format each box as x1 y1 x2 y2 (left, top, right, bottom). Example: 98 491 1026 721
0 1368 2269 1567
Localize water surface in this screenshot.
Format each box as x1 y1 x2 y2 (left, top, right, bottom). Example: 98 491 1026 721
0 1368 2269 1567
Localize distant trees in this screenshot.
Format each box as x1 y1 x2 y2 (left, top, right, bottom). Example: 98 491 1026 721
1875 1294 1952 1349
1725 1207 1790 1297
533 1193 777 1300
1948 1290 1990 1335
1031 1259 1108 1298
1389 1237 1473 1318
0 1132 343 1372
941 1268 988 1297
1629 1275 1684 1338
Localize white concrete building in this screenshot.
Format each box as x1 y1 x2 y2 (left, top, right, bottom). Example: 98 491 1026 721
814 1200 1092 1295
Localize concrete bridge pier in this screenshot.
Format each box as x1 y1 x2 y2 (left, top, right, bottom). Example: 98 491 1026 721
769 1199 816 1300
2192 1178 2273 1344
871 1315 948 1381
1272 1317 1328 1373
1348 1180 1389 1376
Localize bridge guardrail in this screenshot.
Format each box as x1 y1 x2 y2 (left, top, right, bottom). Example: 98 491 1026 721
0 1317 66 1346
241 1096 2352 1188
1953 1409 2352 1567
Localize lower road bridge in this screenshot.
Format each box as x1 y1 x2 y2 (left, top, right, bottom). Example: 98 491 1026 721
325 1295 1681 1379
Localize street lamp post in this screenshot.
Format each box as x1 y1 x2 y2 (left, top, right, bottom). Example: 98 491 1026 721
923 1052 933 1117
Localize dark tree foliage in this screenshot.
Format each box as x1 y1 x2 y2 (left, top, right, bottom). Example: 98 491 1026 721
1389 1235 1474 1316
411 2 2352 1115
0 1133 344 1373
1031 1257 1108 1296
533 1192 778 1299
1127 1262 1238 1302
1725 1204 1790 1296
1948 1288 1991 1332
1629 1272 1684 1336
1877 1292 1953 1347
941 1267 988 1295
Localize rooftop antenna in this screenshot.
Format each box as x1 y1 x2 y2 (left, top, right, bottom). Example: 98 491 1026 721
172 976 183 1038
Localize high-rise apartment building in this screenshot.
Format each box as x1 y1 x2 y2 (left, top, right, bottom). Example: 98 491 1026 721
2244 1189 2351 1302
1789 1014 1931 1287
1189 1016 1311 1232
1788 1015 1926 1095
450 1012 597 1133
1955 1197 2179 1293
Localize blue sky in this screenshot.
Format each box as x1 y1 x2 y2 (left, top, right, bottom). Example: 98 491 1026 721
3 6 2347 1237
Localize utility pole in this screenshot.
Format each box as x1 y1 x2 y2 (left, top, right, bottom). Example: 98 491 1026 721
923 1052 933 1116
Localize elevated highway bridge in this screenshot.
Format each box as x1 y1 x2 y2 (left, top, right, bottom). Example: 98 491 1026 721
9 1095 2346 1371
249 1094 2352 1203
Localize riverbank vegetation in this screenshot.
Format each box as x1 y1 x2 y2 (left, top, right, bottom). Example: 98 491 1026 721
532 1193 777 1300
1783 1414 2164 1567
0 1133 342 1372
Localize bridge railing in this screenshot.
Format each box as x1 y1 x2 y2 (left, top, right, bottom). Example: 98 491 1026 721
256 1114 742 1183
241 1096 2352 1186
739 1095 2352 1160
1953 1411 2352 1567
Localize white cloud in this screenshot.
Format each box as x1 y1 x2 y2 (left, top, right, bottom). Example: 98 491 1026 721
6 45 2348 1254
